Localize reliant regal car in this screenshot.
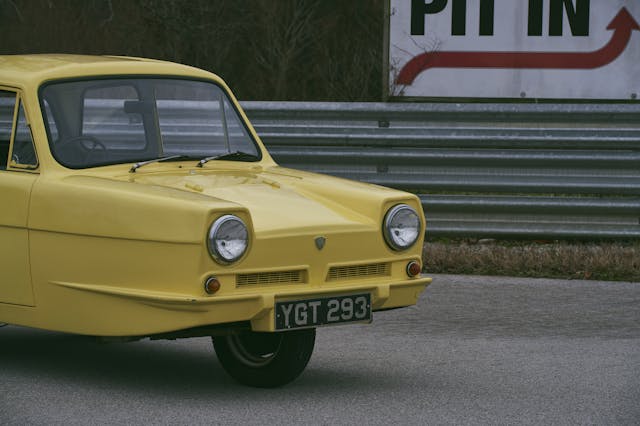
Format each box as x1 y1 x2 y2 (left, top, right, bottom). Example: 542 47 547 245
0 54 431 387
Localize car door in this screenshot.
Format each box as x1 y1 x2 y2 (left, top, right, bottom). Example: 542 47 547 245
0 88 38 306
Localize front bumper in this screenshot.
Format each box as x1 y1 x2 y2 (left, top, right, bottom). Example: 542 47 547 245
51 276 432 334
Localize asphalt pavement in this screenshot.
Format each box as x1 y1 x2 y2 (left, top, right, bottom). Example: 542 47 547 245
1 274 639 425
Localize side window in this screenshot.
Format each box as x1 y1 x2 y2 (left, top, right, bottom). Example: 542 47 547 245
10 100 38 168
0 90 16 170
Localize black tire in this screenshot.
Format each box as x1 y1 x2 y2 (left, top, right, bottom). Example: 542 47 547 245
213 328 315 388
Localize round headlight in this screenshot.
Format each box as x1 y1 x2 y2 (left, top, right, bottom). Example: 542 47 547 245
383 204 421 251
208 215 249 264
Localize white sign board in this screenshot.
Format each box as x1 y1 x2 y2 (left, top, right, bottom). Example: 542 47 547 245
388 0 640 99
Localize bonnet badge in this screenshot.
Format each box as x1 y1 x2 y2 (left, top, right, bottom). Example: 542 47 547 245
315 236 326 250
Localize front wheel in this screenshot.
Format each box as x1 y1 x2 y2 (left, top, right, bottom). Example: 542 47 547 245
213 328 315 388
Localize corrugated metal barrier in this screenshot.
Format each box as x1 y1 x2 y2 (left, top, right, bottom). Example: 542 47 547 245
2 97 639 239
242 102 640 240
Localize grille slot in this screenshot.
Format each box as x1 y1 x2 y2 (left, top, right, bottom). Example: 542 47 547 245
327 263 390 281
237 270 305 286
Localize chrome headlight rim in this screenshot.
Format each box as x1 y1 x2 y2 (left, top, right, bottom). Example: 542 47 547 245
383 204 421 251
208 214 249 265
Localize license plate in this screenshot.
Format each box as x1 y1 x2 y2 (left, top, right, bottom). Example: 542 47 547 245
275 293 371 330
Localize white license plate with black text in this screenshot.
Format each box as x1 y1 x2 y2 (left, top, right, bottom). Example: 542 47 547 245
275 293 371 330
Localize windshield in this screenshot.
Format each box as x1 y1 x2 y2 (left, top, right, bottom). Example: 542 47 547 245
40 78 261 169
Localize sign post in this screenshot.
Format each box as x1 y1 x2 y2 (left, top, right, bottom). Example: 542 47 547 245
387 0 640 100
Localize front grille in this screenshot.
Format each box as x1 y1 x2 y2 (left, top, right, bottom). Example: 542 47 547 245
236 270 305 286
327 262 390 281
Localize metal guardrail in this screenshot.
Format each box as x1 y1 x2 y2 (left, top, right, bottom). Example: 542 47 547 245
241 101 640 239
2 97 639 239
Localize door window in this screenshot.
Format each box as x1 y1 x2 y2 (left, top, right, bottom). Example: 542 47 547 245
11 100 38 168
0 90 38 170
0 90 16 169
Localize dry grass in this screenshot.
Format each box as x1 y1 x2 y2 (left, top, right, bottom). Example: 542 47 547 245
423 240 640 282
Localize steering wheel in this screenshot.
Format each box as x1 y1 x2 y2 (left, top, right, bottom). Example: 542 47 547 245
57 136 108 164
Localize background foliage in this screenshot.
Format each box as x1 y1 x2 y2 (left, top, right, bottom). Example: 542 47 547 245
0 0 385 101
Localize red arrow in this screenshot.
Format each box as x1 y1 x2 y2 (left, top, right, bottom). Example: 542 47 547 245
397 7 640 85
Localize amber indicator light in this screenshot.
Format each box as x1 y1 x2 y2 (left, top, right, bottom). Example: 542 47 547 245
204 276 221 294
406 261 422 277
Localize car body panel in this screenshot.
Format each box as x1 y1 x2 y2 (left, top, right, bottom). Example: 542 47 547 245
0 172 37 306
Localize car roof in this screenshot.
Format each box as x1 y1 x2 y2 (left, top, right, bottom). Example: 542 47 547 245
0 54 220 87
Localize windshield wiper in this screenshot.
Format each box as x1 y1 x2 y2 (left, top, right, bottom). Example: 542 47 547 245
197 151 260 167
129 155 193 173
